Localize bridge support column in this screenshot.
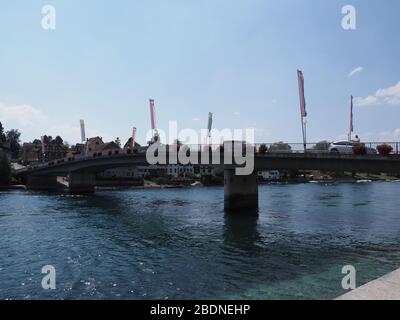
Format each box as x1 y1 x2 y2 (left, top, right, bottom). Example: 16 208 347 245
69 172 95 194
224 169 258 213
26 175 58 191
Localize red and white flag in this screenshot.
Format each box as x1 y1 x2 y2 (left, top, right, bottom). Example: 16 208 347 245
350 95 354 133
297 70 307 118
131 127 137 148
149 99 156 130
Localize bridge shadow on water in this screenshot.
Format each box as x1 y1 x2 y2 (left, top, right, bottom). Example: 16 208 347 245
223 213 260 251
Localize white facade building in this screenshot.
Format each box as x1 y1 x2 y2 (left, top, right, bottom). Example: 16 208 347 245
166 164 194 177
258 170 281 181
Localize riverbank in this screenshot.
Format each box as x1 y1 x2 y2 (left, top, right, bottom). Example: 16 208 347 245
0 185 26 191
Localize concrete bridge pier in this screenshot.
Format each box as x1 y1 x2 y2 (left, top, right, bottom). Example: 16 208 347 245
26 175 58 191
224 169 259 214
69 172 96 194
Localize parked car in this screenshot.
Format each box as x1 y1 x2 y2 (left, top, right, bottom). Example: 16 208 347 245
328 141 377 155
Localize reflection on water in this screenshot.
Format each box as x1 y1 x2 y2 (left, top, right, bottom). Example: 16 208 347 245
1 182 400 299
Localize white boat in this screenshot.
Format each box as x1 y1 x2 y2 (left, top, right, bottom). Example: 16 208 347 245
356 180 372 183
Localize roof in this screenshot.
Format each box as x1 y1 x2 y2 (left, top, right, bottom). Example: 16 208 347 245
123 138 141 149
101 141 122 151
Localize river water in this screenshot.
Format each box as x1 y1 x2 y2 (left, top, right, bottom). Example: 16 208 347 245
1 182 400 300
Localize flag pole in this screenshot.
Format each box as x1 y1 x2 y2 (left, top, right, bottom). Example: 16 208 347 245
349 95 353 142
301 117 306 152
297 70 307 153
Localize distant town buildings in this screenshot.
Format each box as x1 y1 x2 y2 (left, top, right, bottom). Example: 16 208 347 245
21 142 41 163
20 137 67 164
258 170 281 181
18 135 213 181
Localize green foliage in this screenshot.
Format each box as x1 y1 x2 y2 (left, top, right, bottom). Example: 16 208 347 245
0 122 6 142
0 154 11 185
269 141 292 152
6 129 21 159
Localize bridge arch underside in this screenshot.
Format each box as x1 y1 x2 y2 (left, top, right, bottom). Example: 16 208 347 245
24 158 150 193
21 153 400 211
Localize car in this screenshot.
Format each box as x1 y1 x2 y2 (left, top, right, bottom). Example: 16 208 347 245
328 141 377 155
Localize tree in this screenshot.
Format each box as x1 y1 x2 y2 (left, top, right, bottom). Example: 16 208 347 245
42 135 53 144
269 141 292 153
0 122 6 142
0 153 11 185
54 136 63 145
6 129 21 159
32 139 42 145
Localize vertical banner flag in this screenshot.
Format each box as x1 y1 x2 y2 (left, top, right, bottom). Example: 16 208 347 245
207 112 213 136
80 119 86 143
297 70 307 118
350 95 354 133
149 99 156 130
132 127 137 148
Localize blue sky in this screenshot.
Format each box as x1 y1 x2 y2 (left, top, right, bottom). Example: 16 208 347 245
1 0 400 144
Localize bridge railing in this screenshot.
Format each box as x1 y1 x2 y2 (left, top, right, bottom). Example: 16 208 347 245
22 141 400 171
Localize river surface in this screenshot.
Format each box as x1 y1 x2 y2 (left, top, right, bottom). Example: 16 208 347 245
1 182 400 300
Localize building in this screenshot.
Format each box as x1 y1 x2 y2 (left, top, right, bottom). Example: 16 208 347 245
99 165 167 179
67 143 85 157
258 170 281 181
199 165 217 176
21 137 67 164
21 142 41 164
123 138 141 150
101 141 122 155
85 137 104 155
44 139 68 161
166 164 195 177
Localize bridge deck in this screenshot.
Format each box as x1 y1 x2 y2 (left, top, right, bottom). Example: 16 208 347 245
16 151 400 176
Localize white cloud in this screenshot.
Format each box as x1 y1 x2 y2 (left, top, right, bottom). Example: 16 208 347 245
0 102 113 144
379 128 400 142
348 66 364 77
375 82 400 105
0 102 47 127
354 95 380 107
354 81 400 107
